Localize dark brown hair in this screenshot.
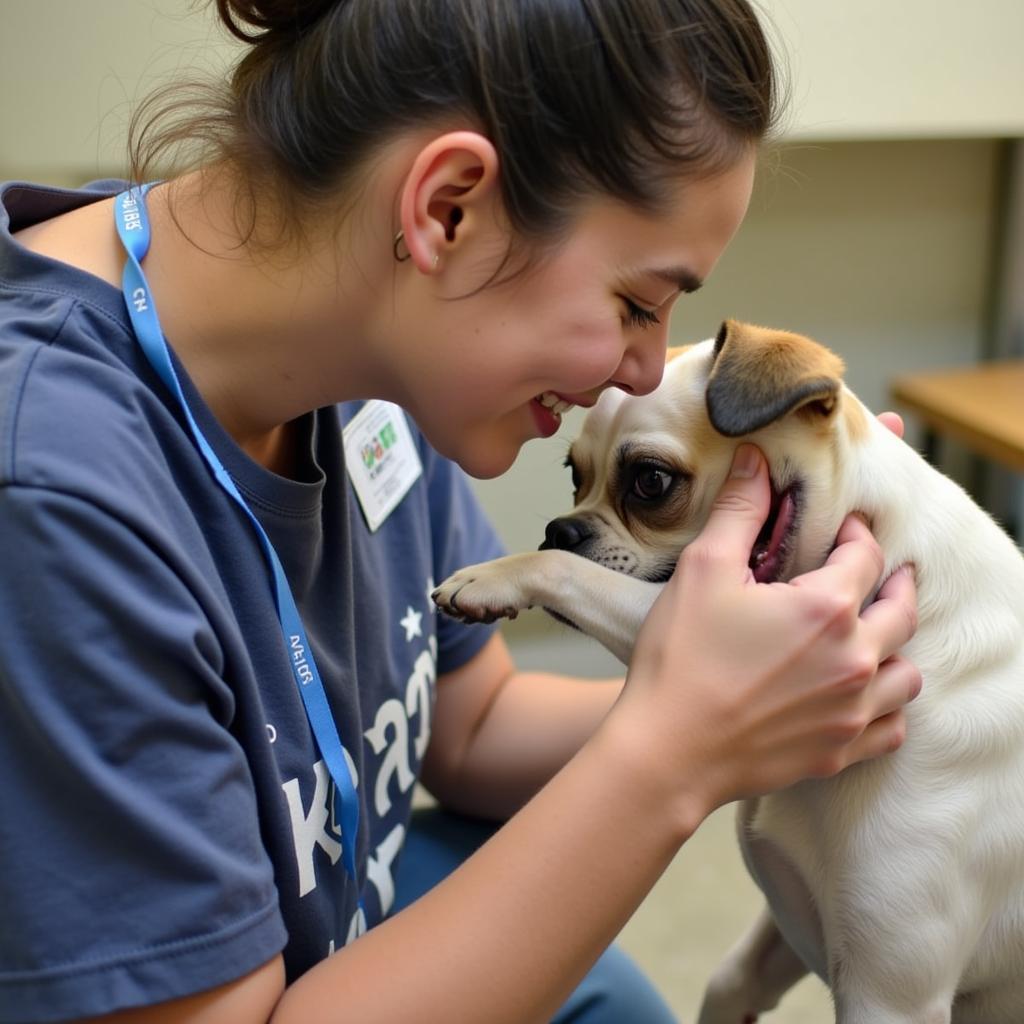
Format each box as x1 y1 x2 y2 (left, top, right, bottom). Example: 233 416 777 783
130 0 783 245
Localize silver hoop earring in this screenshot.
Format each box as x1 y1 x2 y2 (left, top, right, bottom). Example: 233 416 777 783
392 230 411 262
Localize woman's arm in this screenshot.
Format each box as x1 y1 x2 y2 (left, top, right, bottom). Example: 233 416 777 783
419 633 623 820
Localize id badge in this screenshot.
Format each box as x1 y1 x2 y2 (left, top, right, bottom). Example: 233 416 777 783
343 401 423 532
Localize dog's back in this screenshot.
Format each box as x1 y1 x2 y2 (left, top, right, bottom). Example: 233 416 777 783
737 391 1024 1022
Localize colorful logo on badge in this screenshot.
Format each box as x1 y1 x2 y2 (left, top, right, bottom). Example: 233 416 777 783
362 419 399 472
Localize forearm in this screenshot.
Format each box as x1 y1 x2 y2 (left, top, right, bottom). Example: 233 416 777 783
420 631 624 819
449 668 622 818
273 709 703 1024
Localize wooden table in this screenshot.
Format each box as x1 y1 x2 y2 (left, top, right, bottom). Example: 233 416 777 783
889 359 1024 474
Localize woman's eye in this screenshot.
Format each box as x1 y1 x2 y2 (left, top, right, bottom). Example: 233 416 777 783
622 298 661 331
631 466 674 500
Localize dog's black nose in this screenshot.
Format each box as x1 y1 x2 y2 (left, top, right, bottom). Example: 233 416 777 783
540 516 592 552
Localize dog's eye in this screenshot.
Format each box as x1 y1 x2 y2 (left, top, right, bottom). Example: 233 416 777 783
630 465 675 501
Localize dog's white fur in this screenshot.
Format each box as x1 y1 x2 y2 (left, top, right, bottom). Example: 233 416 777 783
433 322 1024 1023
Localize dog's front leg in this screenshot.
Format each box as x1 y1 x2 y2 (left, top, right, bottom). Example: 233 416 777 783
432 550 663 664
697 906 809 1024
831 962 956 1024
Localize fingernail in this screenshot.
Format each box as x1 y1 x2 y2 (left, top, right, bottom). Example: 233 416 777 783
730 444 760 479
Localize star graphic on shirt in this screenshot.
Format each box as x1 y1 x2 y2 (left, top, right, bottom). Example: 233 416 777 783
400 606 423 642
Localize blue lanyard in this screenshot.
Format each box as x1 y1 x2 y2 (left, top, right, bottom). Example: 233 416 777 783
115 184 360 883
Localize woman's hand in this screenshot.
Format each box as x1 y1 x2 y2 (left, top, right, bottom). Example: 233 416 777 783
877 410 904 438
615 434 920 817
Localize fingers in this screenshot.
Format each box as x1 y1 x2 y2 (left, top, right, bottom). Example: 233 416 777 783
872 652 923 714
683 444 770 580
860 564 918 655
832 510 875 549
819 654 921 775
847 654 921 764
842 709 908 768
793 513 885 605
877 411 904 439
876 563 916 606
806 535 917 670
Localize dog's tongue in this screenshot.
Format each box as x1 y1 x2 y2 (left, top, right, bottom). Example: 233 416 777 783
752 489 796 583
769 490 795 554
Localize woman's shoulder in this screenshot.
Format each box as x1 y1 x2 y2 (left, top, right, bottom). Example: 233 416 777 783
0 178 132 345
0 299 212 564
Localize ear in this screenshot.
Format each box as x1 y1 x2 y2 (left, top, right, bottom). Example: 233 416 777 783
705 320 845 437
397 131 500 274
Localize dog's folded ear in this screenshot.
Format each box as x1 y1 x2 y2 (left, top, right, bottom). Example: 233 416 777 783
706 320 846 437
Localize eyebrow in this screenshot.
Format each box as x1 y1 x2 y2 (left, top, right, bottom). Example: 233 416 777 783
650 267 704 294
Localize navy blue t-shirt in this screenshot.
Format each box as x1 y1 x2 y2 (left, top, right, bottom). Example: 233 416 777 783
0 181 503 1022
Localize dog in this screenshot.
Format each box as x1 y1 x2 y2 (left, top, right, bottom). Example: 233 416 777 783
432 320 1024 1023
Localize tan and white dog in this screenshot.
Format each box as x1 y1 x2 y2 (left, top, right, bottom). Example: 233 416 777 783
433 321 1024 1023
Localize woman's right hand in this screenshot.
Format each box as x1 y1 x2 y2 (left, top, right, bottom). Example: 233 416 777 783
616 443 921 817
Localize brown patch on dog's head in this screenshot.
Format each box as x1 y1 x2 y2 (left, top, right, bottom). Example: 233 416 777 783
665 345 692 364
706 320 845 437
841 389 869 442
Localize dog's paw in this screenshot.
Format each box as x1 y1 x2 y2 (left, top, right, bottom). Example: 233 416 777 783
431 558 534 624
696 982 761 1024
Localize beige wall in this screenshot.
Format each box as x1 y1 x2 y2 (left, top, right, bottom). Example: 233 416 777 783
764 0 1024 140
0 0 237 182
3 0 1023 180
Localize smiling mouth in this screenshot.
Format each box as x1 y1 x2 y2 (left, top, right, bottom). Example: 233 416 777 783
531 391 579 439
750 480 801 583
536 391 576 417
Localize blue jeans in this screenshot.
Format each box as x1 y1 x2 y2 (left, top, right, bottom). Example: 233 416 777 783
393 807 678 1023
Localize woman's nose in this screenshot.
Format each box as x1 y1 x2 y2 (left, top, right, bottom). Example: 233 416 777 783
609 325 669 396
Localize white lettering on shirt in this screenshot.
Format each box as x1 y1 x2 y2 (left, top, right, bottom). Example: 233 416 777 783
346 905 368 945
364 699 415 818
405 646 436 762
365 823 405 917
282 759 343 898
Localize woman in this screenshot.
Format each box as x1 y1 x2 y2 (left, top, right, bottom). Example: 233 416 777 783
0 1 919 1021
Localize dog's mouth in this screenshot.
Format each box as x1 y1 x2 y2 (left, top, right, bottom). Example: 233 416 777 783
750 480 801 583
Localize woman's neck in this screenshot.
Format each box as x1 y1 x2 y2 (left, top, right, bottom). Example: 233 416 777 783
138 174 383 448
18 171 393 466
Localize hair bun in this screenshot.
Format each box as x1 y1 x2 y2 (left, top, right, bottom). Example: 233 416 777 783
215 0 338 43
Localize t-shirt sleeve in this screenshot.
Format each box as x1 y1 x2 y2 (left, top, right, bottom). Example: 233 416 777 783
0 484 287 1022
421 451 507 676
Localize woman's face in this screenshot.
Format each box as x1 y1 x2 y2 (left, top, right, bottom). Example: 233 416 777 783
390 152 756 478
